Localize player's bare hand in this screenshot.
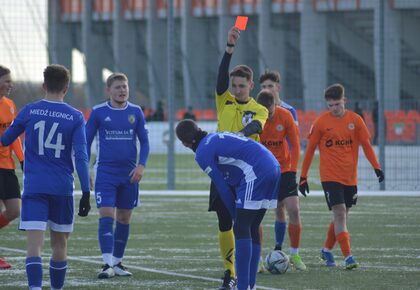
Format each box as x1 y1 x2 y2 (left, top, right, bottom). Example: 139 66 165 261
227 26 240 46
129 164 145 183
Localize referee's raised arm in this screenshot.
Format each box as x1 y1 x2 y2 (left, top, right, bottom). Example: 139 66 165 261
216 26 240 96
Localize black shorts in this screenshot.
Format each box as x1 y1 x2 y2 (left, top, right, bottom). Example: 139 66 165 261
0 169 21 200
321 181 357 210
208 181 236 212
278 172 298 201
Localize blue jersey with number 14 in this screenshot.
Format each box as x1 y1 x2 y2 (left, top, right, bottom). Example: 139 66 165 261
1 99 89 196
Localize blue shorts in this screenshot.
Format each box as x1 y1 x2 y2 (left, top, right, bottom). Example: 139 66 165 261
95 170 139 209
19 193 74 232
236 166 280 210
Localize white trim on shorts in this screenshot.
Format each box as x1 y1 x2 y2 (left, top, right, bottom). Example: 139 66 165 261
19 220 47 231
243 199 277 210
19 220 73 232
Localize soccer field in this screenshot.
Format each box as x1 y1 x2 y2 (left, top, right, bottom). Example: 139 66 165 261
13 154 323 191
1 194 419 290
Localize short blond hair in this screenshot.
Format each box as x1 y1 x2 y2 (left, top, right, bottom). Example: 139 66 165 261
106 72 128 88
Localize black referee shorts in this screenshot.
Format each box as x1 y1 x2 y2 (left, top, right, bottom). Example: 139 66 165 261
0 169 21 200
208 181 236 212
208 181 236 231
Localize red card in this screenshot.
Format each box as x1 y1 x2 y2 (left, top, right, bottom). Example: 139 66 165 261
235 16 248 31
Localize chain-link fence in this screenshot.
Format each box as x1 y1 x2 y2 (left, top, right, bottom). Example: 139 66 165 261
1 0 419 190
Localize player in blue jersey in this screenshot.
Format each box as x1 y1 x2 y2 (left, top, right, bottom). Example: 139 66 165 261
0 64 91 290
259 70 307 269
176 119 280 290
86 73 150 279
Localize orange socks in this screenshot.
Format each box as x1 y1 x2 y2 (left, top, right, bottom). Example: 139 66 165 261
0 213 9 229
288 223 301 249
324 222 336 250
336 231 351 258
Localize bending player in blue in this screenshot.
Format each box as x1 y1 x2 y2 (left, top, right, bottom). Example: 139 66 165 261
176 119 280 290
86 73 150 279
1 64 91 290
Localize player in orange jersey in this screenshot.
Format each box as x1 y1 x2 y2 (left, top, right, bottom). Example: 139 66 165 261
0 65 24 269
257 90 306 270
299 84 384 269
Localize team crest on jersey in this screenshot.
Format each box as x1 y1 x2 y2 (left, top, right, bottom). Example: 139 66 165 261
10 107 14 114
276 124 283 131
348 123 355 130
128 114 136 124
242 111 256 126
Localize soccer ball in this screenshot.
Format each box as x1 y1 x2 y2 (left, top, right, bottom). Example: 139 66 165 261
264 250 289 274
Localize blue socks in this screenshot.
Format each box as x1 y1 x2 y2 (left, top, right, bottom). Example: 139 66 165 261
26 257 68 289
235 238 252 290
99 217 114 264
249 243 261 289
113 222 130 264
26 256 42 289
275 221 287 249
49 260 67 289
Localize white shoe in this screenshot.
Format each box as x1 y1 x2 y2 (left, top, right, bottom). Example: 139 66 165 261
113 262 132 276
98 264 115 279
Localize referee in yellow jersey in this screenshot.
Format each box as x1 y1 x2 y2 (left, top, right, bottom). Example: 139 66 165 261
211 26 268 290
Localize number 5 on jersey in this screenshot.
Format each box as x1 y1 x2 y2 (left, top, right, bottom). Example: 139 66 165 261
34 121 65 158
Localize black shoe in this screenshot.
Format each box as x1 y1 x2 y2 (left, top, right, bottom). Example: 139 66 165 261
274 245 282 251
218 270 237 290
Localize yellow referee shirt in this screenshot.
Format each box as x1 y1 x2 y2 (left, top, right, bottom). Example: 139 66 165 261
216 90 268 142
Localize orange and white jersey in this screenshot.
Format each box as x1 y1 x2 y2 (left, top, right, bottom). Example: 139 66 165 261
300 110 380 185
0 96 24 169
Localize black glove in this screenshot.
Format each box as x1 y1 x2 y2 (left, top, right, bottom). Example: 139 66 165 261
374 169 385 183
20 161 24 171
287 172 298 194
298 177 309 197
78 192 91 217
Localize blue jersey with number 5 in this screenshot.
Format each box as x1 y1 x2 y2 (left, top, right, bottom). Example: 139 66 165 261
1 99 89 196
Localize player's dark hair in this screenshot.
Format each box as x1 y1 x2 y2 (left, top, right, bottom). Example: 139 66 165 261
324 83 345 100
176 119 207 152
43 64 70 93
0 65 11 78
106 72 128 88
259 70 281 84
176 119 199 144
230 65 253 81
256 90 275 109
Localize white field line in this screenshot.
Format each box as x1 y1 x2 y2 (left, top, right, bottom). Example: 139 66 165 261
72 190 420 197
0 247 283 290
